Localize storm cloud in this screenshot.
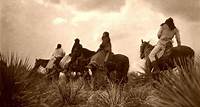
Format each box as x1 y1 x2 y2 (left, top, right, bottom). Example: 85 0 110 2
143 0 200 22
47 0 126 12
1 0 199 71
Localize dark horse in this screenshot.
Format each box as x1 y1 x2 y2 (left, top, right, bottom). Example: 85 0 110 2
68 48 96 78
32 59 49 70
71 47 129 85
140 40 194 75
104 54 129 84
32 59 61 81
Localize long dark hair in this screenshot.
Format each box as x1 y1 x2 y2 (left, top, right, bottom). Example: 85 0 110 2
56 44 62 49
102 31 111 43
164 17 176 30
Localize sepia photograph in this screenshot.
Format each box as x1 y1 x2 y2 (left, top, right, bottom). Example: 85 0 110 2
0 0 200 106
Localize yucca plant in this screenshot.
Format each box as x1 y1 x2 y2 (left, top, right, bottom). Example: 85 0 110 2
87 80 153 107
57 77 91 106
126 84 154 107
154 57 200 107
127 71 153 89
0 53 33 107
0 53 63 107
87 82 127 107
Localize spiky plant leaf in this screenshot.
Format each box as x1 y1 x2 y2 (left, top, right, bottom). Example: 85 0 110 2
154 57 200 107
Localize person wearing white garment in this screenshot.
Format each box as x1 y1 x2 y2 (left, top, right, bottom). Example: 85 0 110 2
51 44 65 68
149 17 181 70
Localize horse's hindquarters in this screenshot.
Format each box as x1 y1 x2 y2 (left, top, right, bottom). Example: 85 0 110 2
108 54 129 84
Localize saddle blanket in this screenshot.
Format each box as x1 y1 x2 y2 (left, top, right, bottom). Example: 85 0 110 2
59 54 71 69
46 57 56 69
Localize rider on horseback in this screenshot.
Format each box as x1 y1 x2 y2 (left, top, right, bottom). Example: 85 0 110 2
87 32 112 70
70 38 83 63
51 44 65 68
149 17 181 70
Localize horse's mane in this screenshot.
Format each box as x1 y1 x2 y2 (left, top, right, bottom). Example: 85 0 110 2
145 43 154 54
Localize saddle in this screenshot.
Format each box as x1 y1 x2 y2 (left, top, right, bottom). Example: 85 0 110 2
87 52 115 71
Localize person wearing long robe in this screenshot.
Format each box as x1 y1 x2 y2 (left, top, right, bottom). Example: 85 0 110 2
149 17 181 69
88 32 112 68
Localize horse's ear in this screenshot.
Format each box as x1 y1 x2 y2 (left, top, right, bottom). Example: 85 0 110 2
147 41 150 44
36 58 38 61
141 39 144 43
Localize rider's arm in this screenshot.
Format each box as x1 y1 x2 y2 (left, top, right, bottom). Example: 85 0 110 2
71 44 76 54
157 27 163 39
62 49 65 57
104 43 112 53
104 43 111 62
175 29 181 46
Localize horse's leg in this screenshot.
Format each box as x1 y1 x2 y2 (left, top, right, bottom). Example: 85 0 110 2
145 59 152 75
152 72 160 82
106 71 111 82
122 73 128 84
151 60 161 82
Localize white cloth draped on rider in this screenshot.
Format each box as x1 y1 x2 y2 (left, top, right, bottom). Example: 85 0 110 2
90 42 112 68
46 47 65 69
149 23 181 62
89 32 112 68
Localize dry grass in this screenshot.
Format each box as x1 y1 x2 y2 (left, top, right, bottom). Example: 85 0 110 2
1 53 200 107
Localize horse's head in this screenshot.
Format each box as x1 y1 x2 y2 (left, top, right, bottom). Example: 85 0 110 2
140 39 150 59
33 59 40 70
33 59 49 70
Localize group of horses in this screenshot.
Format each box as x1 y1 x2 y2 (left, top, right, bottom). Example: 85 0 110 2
33 45 130 89
33 40 195 88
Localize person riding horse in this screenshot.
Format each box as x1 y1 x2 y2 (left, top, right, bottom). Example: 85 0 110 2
87 32 112 70
69 33 129 88
140 40 194 81
70 38 83 65
149 17 181 71
51 44 65 69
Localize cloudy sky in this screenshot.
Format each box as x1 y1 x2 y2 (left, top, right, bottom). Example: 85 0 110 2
1 0 200 71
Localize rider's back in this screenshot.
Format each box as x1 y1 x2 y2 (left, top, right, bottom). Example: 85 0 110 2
158 24 179 45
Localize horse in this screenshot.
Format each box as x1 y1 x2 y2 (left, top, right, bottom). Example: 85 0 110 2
32 59 49 70
67 48 96 79
105 54 129 84
70 46 129 89
140 40 195 77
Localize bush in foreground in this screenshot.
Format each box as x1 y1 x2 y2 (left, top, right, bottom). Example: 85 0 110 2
0 54 63 107
153 57 200 107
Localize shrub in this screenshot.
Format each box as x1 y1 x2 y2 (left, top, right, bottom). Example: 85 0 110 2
0 54 63 107
154 57 200 107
